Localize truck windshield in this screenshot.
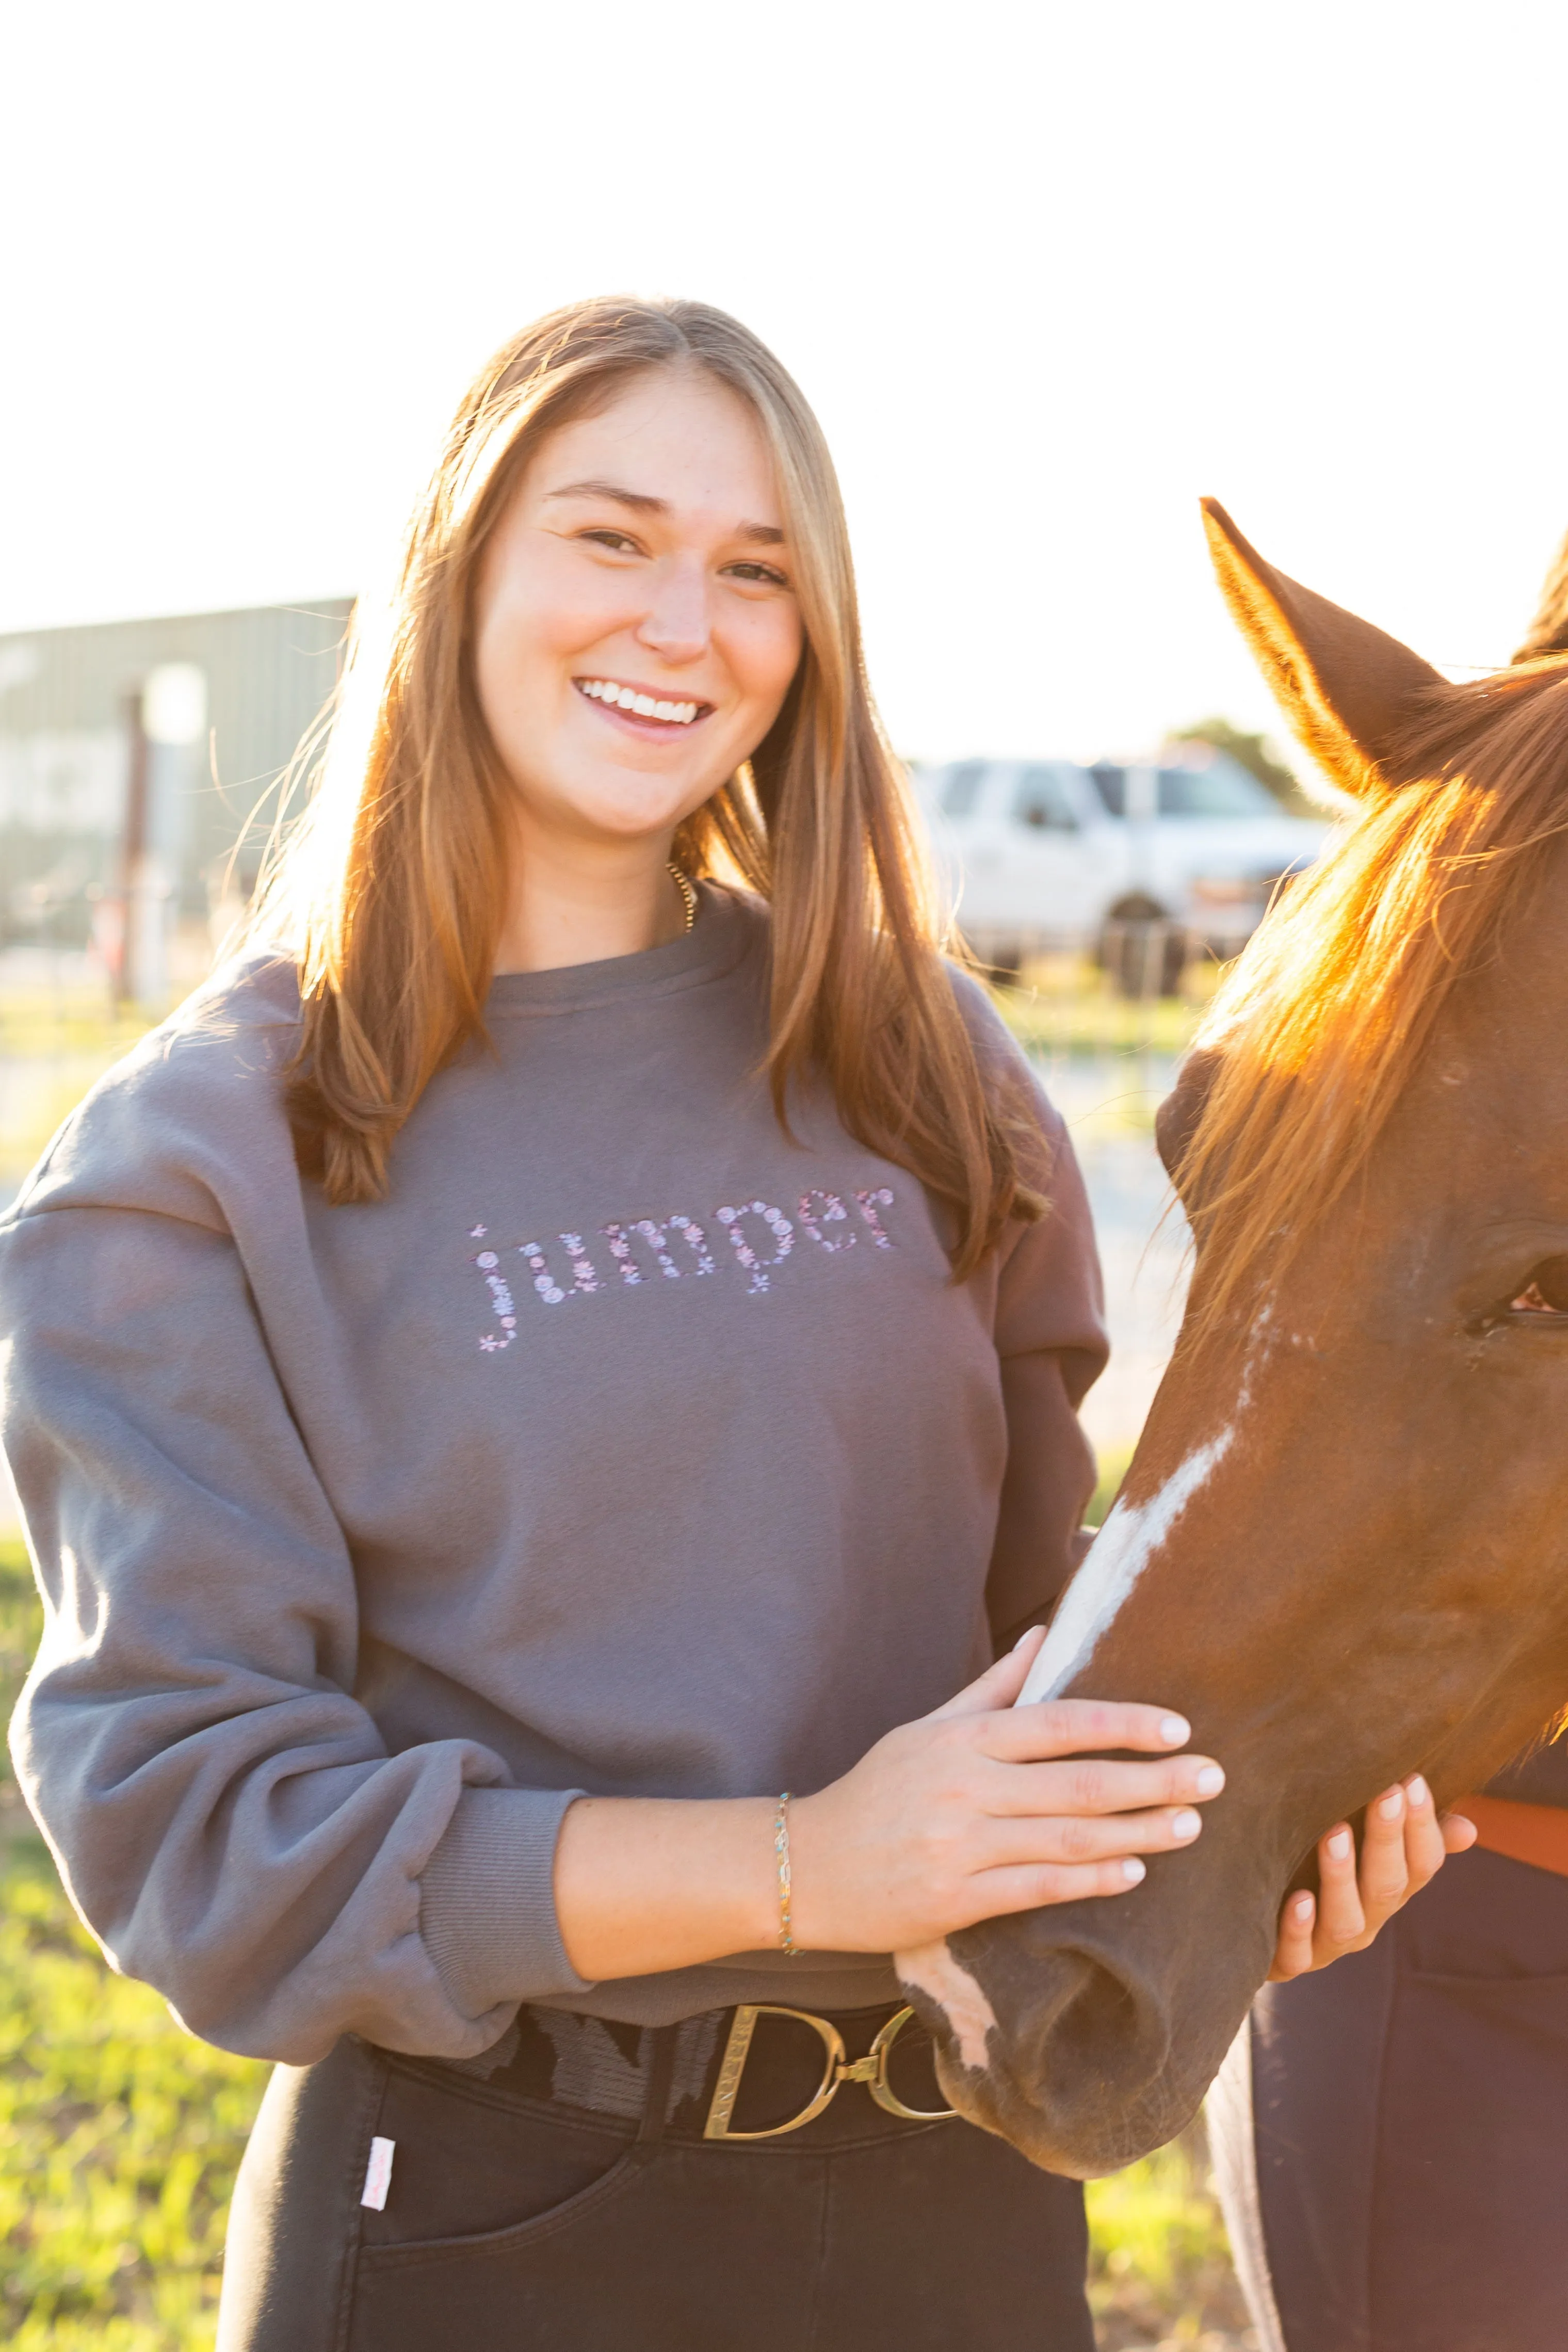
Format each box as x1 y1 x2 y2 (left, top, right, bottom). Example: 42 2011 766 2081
941 761 988 817
1013 767 1079 831
1157 763 1276 816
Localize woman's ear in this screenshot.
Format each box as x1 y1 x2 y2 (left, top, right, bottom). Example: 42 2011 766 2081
1201 498 1443 799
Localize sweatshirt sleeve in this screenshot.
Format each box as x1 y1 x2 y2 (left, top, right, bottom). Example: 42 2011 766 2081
949 977 1109 1649
1 1013 588 2066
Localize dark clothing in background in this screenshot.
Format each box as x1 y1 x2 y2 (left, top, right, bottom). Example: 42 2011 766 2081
1210 1846 1568 2352
1482 1735 1568 1807
217 2006 1095 2352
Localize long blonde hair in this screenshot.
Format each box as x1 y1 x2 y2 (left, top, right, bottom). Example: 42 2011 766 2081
257 296 1040 1277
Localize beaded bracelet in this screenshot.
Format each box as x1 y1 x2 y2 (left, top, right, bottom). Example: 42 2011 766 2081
774 1792 799 1956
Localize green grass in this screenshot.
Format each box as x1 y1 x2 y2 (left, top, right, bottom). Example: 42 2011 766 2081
1087 2131 1250 2348
993 953 1218 1062
1 1549 268 2350
0 1849 267 2351
1088 1444 1135 1530
0 999 155 1197
0 994 152 1061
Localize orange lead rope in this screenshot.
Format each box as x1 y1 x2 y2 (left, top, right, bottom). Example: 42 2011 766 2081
1451 1792 1568 1878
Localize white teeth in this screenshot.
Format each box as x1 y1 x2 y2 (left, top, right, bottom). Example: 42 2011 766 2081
576 679 700 724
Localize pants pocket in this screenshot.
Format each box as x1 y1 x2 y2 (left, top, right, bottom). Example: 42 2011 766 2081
355 2062 642 2262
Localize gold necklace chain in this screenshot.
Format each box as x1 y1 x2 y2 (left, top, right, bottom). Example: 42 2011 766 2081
667 861 698 934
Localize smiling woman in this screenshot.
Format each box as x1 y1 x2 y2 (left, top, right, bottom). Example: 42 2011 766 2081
469 370 803 972
263 300 1040 1278
0 299 1454 2352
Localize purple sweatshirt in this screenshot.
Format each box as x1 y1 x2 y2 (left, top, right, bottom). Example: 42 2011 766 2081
2 885 1106 2064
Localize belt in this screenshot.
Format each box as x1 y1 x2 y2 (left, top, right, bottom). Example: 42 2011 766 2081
1454 1792 1568 1878
426 1997 957 2146
704 2002 954 2140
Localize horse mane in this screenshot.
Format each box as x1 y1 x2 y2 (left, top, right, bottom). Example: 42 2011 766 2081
1172 656 1568 1347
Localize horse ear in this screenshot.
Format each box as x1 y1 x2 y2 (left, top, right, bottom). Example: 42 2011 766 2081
1155 1049 1220 1189
1513 526 1568 662
1201 499 1444 798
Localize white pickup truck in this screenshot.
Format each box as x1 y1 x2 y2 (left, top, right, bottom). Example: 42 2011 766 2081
912 744 1331 989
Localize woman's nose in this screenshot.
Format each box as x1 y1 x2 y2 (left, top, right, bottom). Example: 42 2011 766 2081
635 554 710 664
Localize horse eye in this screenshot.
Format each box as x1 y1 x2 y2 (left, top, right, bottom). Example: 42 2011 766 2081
1509 1261 1568 1316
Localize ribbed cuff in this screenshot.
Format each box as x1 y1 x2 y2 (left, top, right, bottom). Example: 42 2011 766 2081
418 1785 592 2017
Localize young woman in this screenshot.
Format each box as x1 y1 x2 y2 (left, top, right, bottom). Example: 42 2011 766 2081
2 299 1459 2351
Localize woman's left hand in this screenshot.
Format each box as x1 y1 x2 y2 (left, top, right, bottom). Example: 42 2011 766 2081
1267 1778 1478 1980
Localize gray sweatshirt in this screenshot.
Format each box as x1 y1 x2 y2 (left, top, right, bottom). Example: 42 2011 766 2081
2 886 1105 2065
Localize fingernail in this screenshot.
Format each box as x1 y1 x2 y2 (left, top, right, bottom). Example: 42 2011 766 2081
1328 1827 1353 1861
1292 1892 1315 1920
1172 1809 1202 1841
1377 1789 1404 1821
1159 1715 1190 1745
1012 1627 1036 1651
1194 1764 1225 1797
1407 1775 1429 1808
1122 1857 1146 1884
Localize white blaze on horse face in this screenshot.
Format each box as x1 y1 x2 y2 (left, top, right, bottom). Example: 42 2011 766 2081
895 1937 999 2072
1016 1427 1237 1706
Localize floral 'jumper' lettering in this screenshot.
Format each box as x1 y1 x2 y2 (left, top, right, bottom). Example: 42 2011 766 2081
473 1250 519 1350
601 1219 686 1285
668 1215 716 1275
853 1188 895 1246
798 1191 852 1250
715 1202 795 1295
471 1184 895 1346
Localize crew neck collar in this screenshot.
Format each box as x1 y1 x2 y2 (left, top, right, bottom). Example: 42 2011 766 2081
484 882 755 1015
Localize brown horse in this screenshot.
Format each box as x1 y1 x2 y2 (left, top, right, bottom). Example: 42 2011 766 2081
899 503 1568 2176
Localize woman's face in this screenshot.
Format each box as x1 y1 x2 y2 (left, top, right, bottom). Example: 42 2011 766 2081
472 366 804 850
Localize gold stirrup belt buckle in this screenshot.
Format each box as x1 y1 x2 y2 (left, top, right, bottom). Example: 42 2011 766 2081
703 2003 957 2141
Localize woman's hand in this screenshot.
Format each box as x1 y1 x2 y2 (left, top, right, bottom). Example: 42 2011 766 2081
1267 1781 1479 1980
556 1627 1224 1983
792 1624 1225 1953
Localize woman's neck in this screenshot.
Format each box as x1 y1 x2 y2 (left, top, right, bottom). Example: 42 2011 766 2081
493 832 690 975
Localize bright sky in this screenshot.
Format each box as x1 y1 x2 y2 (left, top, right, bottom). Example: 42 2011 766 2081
6 0 1567 767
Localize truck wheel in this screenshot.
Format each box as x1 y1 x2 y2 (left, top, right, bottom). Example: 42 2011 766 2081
1100 908 1188 998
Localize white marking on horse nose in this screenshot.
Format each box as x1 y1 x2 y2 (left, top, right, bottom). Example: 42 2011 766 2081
896 1939 999 2072
1017 1426 1237 1706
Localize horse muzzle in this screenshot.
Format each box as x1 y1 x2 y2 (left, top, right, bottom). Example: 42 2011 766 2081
906 1843 1279 2178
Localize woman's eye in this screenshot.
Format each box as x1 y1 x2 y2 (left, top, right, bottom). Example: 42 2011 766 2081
580 529 640 554
723 562 788 587
1508 1261 1568 1316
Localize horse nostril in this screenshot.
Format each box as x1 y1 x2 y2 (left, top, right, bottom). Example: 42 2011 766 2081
931 1940 1192 2179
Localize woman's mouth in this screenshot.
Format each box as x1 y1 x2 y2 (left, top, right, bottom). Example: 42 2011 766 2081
574 676 712 732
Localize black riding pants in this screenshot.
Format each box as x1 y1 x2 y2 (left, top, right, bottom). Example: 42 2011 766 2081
216 2002 1093 2352
1210 1846 1568 2352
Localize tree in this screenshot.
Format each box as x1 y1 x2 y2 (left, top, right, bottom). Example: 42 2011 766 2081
1166 717 1318 815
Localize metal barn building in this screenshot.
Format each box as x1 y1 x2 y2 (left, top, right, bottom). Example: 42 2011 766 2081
0 599 352 988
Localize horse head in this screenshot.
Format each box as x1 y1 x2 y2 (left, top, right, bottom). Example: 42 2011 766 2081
899 505 1568 2175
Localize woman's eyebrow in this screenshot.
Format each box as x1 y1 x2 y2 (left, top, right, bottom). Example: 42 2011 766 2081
542 479 785 545
544 478 667 513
